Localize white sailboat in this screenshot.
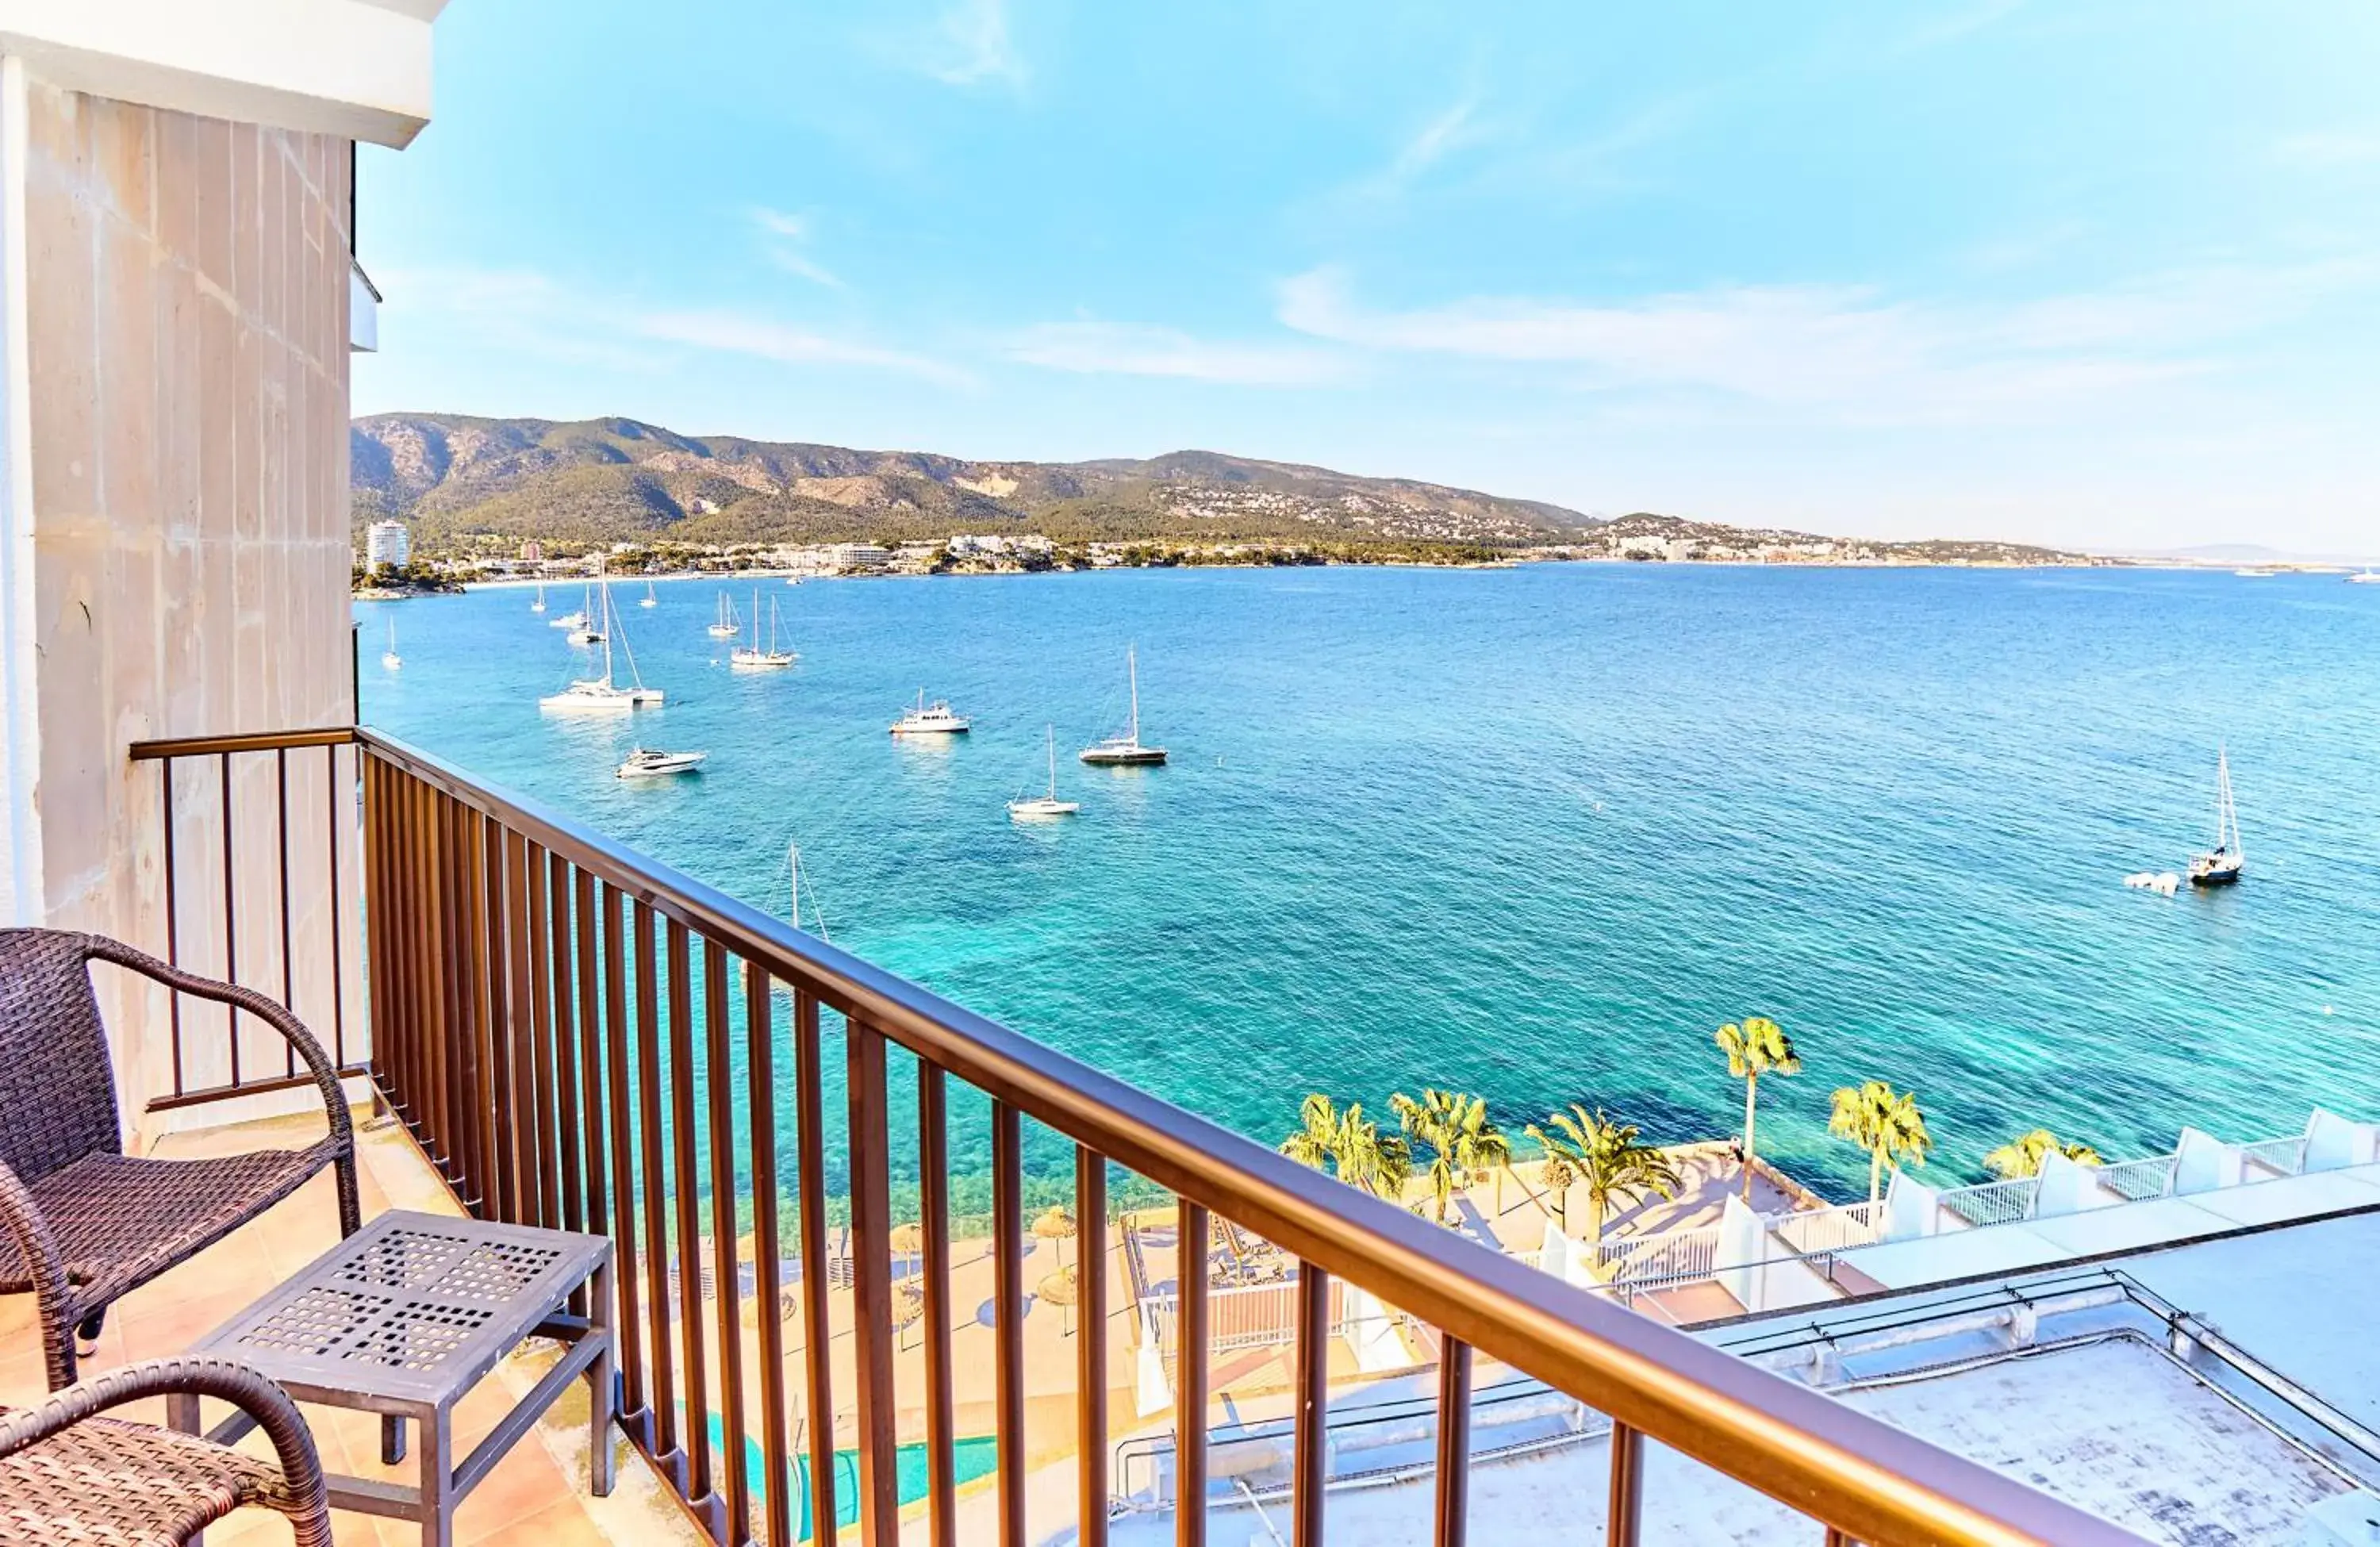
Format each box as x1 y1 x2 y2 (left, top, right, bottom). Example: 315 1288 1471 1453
531 583 547 614
616 746 704 778
550 582 589 630
1008 726 1081 820
788 843 831 942
539 581 664 712
380 617 401 670
707 592 740 639
2187 748 2244 887
1079 644 1166 766
890 689 970 735
641 581 658 608
2350 568 2380 585
730 589 797 670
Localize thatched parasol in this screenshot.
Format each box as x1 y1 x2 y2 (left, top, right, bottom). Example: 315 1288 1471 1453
1032 1204 1078 1269
1037 1266 1079 1335
889 1222 927 1258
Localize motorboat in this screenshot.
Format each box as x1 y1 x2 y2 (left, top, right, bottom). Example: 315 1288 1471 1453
890 689 970 736
617 747 705 778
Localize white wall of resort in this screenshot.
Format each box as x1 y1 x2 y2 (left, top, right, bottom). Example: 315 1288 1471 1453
0 5 443 1134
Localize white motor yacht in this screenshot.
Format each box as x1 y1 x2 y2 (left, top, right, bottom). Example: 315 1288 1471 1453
890 689 970 736
617 747 705 778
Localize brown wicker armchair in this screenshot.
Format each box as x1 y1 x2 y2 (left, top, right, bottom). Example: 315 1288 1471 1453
0 929 359 1388
0 1355 333 1545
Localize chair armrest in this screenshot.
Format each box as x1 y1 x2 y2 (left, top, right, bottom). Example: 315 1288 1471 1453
0 1355 328 1523
0 1156 77 1390
77 935 353 1151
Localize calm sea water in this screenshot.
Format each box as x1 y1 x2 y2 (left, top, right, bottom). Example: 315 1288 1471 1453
358 564 2380 1203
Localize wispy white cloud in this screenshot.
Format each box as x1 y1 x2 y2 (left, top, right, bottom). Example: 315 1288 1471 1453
2274 129 2380 167
1006 321 1346 386
1275 262 2373 425
748 205 846 290
919 0 1027 89
378 265 965 388
637 310 971 386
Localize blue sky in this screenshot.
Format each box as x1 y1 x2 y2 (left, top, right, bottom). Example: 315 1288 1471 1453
355 1 2380 554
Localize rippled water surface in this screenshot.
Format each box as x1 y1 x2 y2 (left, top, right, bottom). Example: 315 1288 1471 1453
359 564 2380 1200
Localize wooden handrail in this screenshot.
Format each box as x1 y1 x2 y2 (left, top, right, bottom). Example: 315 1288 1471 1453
130 727 358 760
354 727 2143 1547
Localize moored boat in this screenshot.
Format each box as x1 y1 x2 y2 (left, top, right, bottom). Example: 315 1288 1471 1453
1009 726 1081 819
2187 748 2244 887
1079 644 1166 766
617 747 705 778
891 689 970 735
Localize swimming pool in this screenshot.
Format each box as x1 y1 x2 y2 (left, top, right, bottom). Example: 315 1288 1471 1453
704 1414 1001 1538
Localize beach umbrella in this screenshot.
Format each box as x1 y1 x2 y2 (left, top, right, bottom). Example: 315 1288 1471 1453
1032 1204 1077 1269
893 1281 925 1351
1038 1267 1079 1336
889 1222 926 1278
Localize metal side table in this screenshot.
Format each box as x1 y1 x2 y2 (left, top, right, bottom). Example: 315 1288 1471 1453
170 1209 614 1546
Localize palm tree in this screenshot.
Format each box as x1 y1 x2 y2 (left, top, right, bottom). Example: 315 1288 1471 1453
1714 1017 1800 1200
1526 1105 1680 1243
1983 1129 2103 1181
1390 1089 1511 1226
1280 1094 1413 1203
1826 1081 1933 1203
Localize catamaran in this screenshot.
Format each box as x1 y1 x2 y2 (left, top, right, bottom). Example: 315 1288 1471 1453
730 590 797 670
1008 726 1081 819
539 582 664 712
707 592 740 639
2187 747 2244 887
616 746 704 778
531 583 547 614
1080 644 1166 766
890 690 970 735
380 617 401 671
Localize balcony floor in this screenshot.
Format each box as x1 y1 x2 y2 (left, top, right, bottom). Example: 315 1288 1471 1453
0 1106 705 1547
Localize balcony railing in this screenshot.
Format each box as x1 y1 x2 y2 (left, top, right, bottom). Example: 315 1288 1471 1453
127 726 2151 1547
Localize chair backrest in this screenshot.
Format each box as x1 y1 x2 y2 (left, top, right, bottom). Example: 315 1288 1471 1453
0 931 125 1184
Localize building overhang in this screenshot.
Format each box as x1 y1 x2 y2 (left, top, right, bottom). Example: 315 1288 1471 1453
0 0 444 148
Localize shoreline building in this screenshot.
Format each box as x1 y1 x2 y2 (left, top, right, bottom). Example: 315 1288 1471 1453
364 516 410 570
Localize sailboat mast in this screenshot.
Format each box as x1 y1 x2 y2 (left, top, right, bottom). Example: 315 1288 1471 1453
1127 645 1139 743
1046 724 1057 799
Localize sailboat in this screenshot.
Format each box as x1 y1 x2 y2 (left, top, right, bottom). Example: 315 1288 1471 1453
380 617 401 670
890 689 970 735
707 592 740 639
1008 726 1081 820
2350 568 2380 585
1079 645 1167 766
549 582 589 630
640 581 658 608
539 581 664 712
788 843 831 942
730 590 797 670
531 583 547 614
2187 748 2244 887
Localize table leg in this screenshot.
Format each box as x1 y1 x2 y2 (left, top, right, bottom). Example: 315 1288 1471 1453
420 1403 454 1547
589 1257 616 1497
383 1413 408 1464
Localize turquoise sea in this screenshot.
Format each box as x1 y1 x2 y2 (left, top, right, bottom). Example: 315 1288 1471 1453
358 564 2380 1203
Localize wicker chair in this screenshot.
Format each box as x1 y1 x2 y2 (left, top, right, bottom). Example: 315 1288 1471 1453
0 1355 333 1545
0 930 359 1389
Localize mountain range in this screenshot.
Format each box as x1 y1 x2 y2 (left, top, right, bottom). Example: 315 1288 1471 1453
351 414 1591 552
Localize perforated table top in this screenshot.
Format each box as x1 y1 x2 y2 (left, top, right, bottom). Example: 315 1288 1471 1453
187 1210 612 1408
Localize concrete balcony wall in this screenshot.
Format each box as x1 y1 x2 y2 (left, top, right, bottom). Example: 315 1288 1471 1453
17 76 362 1128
